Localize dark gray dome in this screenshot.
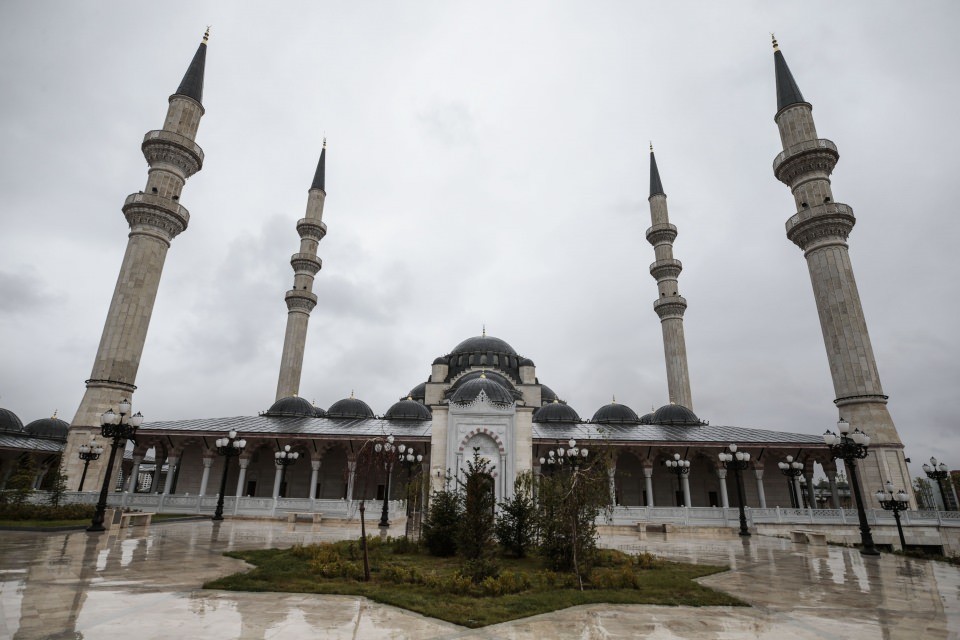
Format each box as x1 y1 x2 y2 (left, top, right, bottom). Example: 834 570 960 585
651 403 703 426
519 357 535 367
450 375 515 406
447 370 522 402
24 416 70 440
314 406 327 418
327 395 376 419
540 384 559 406
639 411 654 425
403 382 426 403
591 402 641 425
533 401 581 423
443 334 528 382
432 356 448 366
0 408 24 434
451 335 517 357
385 398 432 421
265 396 317 418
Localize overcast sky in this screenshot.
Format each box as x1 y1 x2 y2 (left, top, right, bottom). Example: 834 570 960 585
1 2 958 475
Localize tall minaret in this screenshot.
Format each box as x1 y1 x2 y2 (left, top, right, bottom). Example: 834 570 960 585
646 146 694 410
64 31 210 490
770 36 912 507
275 142 327 400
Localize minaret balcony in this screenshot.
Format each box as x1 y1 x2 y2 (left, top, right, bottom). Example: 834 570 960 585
122 192 190 238
142 130 204 177
284 289 318 314
296 218 328 242
645 223 678 246
653 295 688 320
785 202 856 250
773 138 838 184
649 259 683 281
290 252 322 276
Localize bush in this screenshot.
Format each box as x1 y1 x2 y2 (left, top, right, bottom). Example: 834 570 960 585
460 557 500 583
422 483 462 557
0 503 96 521
379 563 424 584
390 536 420 555
4 455 37 506
495 472 537 558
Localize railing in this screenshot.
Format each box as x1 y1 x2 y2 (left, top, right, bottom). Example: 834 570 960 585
773 138 838 173
605 505 960 528
142 129 204 165
122 192 190 224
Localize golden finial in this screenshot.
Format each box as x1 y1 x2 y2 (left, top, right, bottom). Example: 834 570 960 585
322 136 327 149
771 33 779 51
407 395 413 401
350 390 355 399
553 398 559 404
612 394 616 404
203 26 211 45
649 142 653 153
482 323 486 337
480 368 487 379
51 409 58 419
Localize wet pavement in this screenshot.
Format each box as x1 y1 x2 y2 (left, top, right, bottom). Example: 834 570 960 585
0 520 958 639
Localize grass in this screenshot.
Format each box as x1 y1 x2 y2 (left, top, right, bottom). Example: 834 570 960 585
0 513 198 528
205 539 744 628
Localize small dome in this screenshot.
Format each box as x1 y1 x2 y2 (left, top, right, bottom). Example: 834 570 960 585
314 406 327 418
327 394 376 419
450 375 515 406
540 384 559 406
451 335 517 357
265 396 317 418
432 356 448 366
404 382 427 403
0 408 24 434
639 411 654 425
533 400 581 423
519 357 535 367
24 415 70 440
651 403 703 426
385 398 432 421
592 401 641 425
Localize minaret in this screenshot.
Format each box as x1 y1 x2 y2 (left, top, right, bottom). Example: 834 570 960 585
275 142 327 400
770 36 912 507
64 30 210 490
646 145 694 410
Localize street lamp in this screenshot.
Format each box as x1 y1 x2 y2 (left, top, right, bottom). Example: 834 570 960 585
922 457 956 511
718 444 751 537
87 399 143 532
876 481 910 550
395 442 424 536
375 435 420 528
664 452 690 507
539 438 590 473
274 444 300 498
77 436 104 492
212 430 247 521
778 456 804 508
824 418 878 555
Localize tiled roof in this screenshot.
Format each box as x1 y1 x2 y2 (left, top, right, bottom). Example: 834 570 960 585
0 435 65 453
139 415 432 439
533 422 826 446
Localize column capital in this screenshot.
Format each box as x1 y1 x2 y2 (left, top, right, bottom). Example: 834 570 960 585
202 457 214 468
311 459 321 471
754 469 764 479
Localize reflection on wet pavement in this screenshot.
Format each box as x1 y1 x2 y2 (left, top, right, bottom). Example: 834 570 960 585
0 520 957 639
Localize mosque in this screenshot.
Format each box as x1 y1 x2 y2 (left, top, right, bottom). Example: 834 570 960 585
0 31 913 514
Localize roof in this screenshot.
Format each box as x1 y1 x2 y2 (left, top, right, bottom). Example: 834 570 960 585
175 40 207 103
384 398 432 421
533 422 826 446
592 402 641 425
138 415 432 438
451 335 517 356
774 48 806 112
311 144 326 191
650 150 665 198
264 396 317 418
327 396 376 419
24 417 69 440
532 401 581 423
0 434 64 453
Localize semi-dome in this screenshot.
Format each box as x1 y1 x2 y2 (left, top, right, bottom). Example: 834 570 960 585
265 396 316 418
404 382 426 403
385 398 432 421
651 403 703 426
592 401 641 425
450 375 515 406
540 384 559 406
447 370 522 402
0 408 24 434
327 394 376 419
24 415 70 440
533 400 581 423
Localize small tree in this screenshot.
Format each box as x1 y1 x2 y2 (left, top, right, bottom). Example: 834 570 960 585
422 475 462 557
914 477 936 509
496 471 537 557
47 458 68 507
457 449 498 581
6 455 38 506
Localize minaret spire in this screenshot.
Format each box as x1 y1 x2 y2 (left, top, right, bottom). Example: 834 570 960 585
64 35 209 491
175 28 209 104
276 142 329 400
771 40 912 509
645 147 694 410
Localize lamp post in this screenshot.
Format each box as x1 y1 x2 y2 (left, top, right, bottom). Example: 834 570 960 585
375 435 417 528
77 436 104 492
823 418 878 556
212 430 247 521
396 443 424 537
922 457 956 511
87 399 143 532
538 438 590 474
778 456 804 508
274 444 300 498
664 452 690 506
718 444 751 537
876 481 910 550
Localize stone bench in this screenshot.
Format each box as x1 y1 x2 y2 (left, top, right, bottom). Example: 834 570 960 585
790 529 827 546
286 512 323 524
120 512 154 528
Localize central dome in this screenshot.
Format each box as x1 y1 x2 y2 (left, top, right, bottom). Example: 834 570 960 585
450 335 517 356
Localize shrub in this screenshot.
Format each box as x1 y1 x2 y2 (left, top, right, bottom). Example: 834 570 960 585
390 536 420 555
379 563 424 584
460 557 500 583
422 483 462 557
495 472 537 558
457 450 497 566
0 503 96 521
4 455 37 506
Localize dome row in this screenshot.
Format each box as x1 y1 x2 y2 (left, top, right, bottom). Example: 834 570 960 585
0 408 70 440
265 394 431 421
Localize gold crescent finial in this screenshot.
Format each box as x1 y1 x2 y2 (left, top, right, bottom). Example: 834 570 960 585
350 389 355 399
649 141 653 153
52 409 58 419
771 33 779 51
612 394 616 404
482 323 486 337
203 26 211 44
323 136 327 149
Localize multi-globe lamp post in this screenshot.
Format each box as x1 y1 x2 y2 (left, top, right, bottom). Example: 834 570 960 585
76 436 104 492
374 435 420 528
274 444 300 498
778 455 804 508
538 439 590 473
396 442 424 537
665 453 690 506
922 457 957 511
212 430 246 521
823 418 878 556
87 399 143 532
876 481 910 549
718 444 751 537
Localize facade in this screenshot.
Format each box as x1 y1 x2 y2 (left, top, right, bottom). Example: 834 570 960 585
18 33 909 515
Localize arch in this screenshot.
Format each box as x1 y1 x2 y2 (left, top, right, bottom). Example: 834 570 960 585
457 427 506 456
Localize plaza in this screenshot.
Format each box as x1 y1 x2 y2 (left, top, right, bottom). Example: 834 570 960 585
1 519 958 639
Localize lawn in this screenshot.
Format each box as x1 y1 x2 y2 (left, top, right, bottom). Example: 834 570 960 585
205 538 744 628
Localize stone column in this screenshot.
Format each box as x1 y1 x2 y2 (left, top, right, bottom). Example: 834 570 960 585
754 469 767 508
824 461 842 509
271 467 283 499
198 457 213 496
681 475 691 507
235 458 249 497
607 466 616 506
309 460 320 500
717 468 730 508
346 460 357 501
643 467 655 507
162 456 178 495
126 455 143 492
793 476 804 508
804 469 817 510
